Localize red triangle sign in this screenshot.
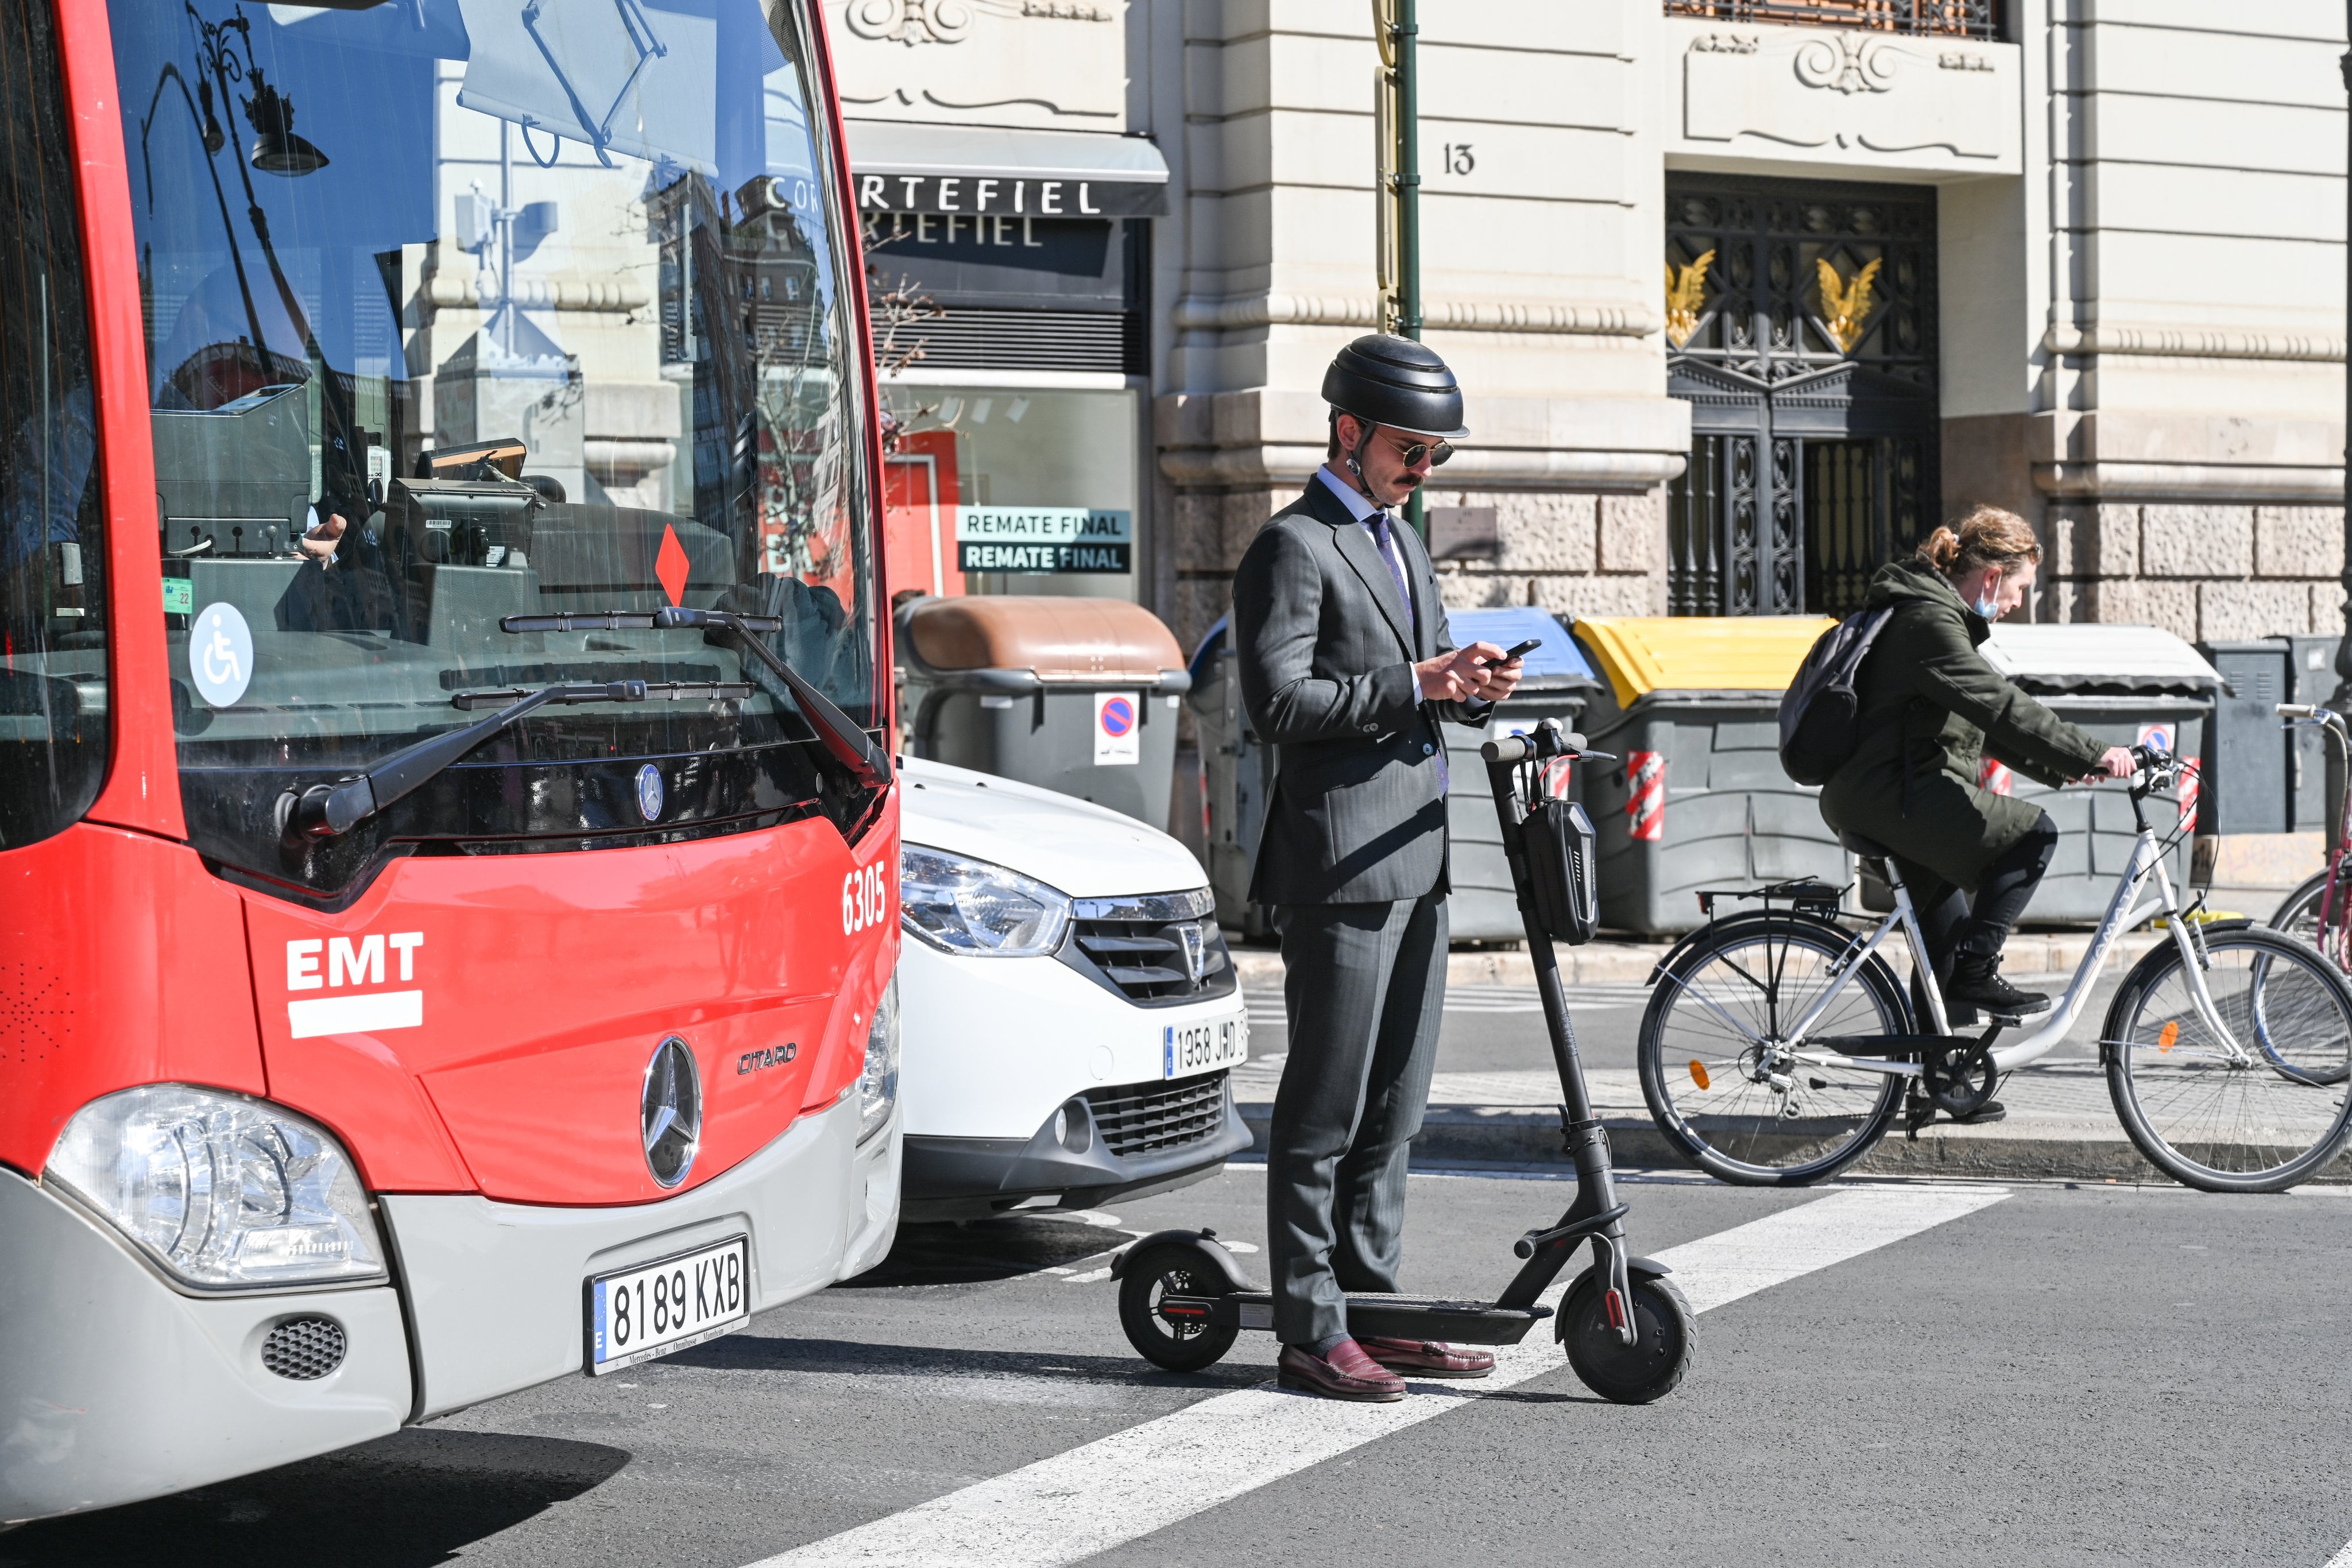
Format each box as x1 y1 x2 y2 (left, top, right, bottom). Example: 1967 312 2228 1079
655 522 690 607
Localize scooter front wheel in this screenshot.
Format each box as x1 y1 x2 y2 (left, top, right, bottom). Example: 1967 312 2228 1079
1558 1267 1693 1404
1118 1241 1241 1372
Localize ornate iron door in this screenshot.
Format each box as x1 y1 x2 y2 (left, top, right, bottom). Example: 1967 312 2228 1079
1664 174 1940 617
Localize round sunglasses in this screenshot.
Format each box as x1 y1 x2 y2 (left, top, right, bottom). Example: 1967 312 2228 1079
1376 430 1454 469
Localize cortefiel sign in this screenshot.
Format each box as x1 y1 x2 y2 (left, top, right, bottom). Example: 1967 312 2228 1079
957 508 1131 574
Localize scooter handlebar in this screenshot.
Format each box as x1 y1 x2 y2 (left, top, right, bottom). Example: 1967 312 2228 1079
1480 726 1589 765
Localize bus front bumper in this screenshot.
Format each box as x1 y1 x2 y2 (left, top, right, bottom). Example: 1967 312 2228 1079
0 1166 412 1524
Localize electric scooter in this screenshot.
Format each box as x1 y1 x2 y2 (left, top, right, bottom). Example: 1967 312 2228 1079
1110 722 1696 1403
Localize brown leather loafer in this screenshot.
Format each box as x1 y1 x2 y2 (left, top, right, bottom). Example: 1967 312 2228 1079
1355 1336 1497 1379
1276 1337 1407 1402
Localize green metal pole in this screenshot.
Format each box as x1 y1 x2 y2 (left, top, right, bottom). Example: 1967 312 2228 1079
1394 0 1425 539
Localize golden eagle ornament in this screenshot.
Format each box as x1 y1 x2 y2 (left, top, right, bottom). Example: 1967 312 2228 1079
1815 255 1882 354
1665 249 1714 349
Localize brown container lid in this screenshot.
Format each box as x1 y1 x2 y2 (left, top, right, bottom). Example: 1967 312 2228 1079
904 595 1182 679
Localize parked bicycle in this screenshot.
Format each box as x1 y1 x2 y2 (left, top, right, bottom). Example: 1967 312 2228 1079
2270 705 2350 968
1636 744 2352 1193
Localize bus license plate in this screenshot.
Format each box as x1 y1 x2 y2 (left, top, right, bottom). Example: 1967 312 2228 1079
586 1236 751 1375
1164 1012 1248 1080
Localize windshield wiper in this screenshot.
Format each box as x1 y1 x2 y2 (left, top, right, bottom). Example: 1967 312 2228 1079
500 606 892 789
288 679 746 838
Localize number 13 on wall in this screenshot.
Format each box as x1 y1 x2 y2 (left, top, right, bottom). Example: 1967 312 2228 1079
1440 143 1473 175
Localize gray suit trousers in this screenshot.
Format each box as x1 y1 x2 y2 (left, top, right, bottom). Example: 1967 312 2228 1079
1266 891 1448 1344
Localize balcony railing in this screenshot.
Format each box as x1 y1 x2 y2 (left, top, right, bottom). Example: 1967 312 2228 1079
1664 0 2001 39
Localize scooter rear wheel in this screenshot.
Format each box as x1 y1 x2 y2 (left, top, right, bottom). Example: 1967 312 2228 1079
1118 1241 1240 1372
1559 1268 1693 1405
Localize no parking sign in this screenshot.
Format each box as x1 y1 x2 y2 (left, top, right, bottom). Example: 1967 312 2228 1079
2136 722 2175 753
1094 691 1140 765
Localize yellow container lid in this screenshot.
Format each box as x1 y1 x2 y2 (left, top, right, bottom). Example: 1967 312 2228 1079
1574 615 1836 708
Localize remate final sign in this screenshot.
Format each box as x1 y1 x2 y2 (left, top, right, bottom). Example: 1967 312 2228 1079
957 508 1131 574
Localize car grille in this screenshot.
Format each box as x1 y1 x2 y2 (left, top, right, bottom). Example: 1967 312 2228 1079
1085 1071 1229 1157
1059 887 1236 1006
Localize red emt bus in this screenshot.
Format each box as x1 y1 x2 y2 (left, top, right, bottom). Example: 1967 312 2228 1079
1 0 899 1522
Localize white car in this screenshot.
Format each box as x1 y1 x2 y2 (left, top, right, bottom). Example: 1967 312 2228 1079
896 757 1253 1221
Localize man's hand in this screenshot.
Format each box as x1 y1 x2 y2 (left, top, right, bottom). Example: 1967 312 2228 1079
1415 641 1519 703
298 510 347 567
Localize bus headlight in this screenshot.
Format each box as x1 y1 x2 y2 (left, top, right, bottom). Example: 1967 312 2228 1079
900 845 1071 957
858 975 900 1145
45 1085 388 1290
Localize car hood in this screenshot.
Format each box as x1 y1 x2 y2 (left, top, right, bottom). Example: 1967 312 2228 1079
899 757 1208 900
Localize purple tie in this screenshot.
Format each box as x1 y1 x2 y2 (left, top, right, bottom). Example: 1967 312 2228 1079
1372 512 1446 794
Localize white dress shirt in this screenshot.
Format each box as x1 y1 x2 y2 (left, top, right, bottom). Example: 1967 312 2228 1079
1314 466 1413 622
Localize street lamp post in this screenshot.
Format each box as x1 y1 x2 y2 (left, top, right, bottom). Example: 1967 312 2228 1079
1374 0 1425 538
2335 16 2352 839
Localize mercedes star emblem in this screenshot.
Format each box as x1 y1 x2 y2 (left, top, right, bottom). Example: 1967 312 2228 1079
640 1037 702 1188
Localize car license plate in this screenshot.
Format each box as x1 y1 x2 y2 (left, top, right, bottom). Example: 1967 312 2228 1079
585 1235 751 1376
1164 1011 1248 1080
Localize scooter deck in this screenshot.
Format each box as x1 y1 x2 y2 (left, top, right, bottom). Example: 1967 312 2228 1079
1165 1291 1553 1346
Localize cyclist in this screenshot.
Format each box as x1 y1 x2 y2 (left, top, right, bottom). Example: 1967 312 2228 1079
1820 505 2135 1024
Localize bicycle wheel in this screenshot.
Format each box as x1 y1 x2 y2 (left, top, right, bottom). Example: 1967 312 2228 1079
1637 915 1909 1185
2272 872 2328 947
2105 928 2352 1191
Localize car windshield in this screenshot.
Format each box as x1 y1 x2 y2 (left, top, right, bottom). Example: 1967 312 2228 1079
109 0 876 896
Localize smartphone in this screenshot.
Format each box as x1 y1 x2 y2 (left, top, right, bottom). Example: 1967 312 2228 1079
1501 637 1542 661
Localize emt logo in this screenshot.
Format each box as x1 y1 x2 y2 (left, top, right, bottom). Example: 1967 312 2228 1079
284 932 425 1039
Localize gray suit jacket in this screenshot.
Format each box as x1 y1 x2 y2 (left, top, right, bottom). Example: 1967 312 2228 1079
1232 478 1487 905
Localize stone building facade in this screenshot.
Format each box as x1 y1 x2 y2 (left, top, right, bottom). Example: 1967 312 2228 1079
822 1 2349 657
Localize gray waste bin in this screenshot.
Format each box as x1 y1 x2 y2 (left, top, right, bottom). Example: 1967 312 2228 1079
1572 615 1847 937
1186 616 1275 938
1187 607 1599 943
898 595 1189 828
1442 607 1601 941
1860 624 2219 924
2198 635 2338 835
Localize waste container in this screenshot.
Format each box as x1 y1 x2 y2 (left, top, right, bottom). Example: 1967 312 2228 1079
1571 615 1840 936
1442 607 1603 940
2198 635 2338 835
1859 623 2219 924
1185 615 1275 938
898 595 1190 828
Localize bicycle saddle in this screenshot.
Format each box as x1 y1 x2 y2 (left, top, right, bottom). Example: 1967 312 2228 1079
1838 830 1895 861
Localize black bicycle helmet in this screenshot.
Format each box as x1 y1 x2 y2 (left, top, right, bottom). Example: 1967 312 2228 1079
1320 333 1469 441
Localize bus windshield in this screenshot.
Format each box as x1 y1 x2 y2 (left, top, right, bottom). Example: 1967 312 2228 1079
109 0 877 897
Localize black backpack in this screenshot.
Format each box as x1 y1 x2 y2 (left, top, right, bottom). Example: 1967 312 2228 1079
1777 606 1896 787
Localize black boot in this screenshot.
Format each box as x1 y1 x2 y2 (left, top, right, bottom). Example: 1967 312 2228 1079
1945 950 2051 1018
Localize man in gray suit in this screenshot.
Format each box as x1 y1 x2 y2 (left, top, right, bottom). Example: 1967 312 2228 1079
1232 335 1523 1402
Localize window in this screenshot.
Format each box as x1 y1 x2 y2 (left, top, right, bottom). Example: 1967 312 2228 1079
0 0 107 852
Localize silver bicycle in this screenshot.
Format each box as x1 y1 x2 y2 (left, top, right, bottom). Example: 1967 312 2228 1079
1636 745 2352 1191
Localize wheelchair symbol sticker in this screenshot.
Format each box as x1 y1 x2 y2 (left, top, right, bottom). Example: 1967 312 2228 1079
190 602 254 708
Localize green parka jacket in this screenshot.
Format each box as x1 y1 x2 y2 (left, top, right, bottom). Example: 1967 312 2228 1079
1817 559 2109 892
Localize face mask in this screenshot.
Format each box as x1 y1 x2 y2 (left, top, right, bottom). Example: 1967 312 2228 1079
1972 589 1999 618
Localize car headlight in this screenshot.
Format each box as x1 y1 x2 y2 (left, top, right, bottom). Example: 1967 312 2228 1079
900 844 1072 957
858 974 900 1144
45 1085 387 1291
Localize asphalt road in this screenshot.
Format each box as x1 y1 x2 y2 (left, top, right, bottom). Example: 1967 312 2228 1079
15 1165 2352 1568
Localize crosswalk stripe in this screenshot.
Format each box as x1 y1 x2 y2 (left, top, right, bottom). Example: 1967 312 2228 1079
742 1185 2009 1568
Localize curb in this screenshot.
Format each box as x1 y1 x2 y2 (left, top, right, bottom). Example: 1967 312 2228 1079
1233 1105 2352 1184
1228 932 2173 990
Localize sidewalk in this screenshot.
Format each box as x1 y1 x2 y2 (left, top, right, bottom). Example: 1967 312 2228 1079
1225 910 2350 1184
